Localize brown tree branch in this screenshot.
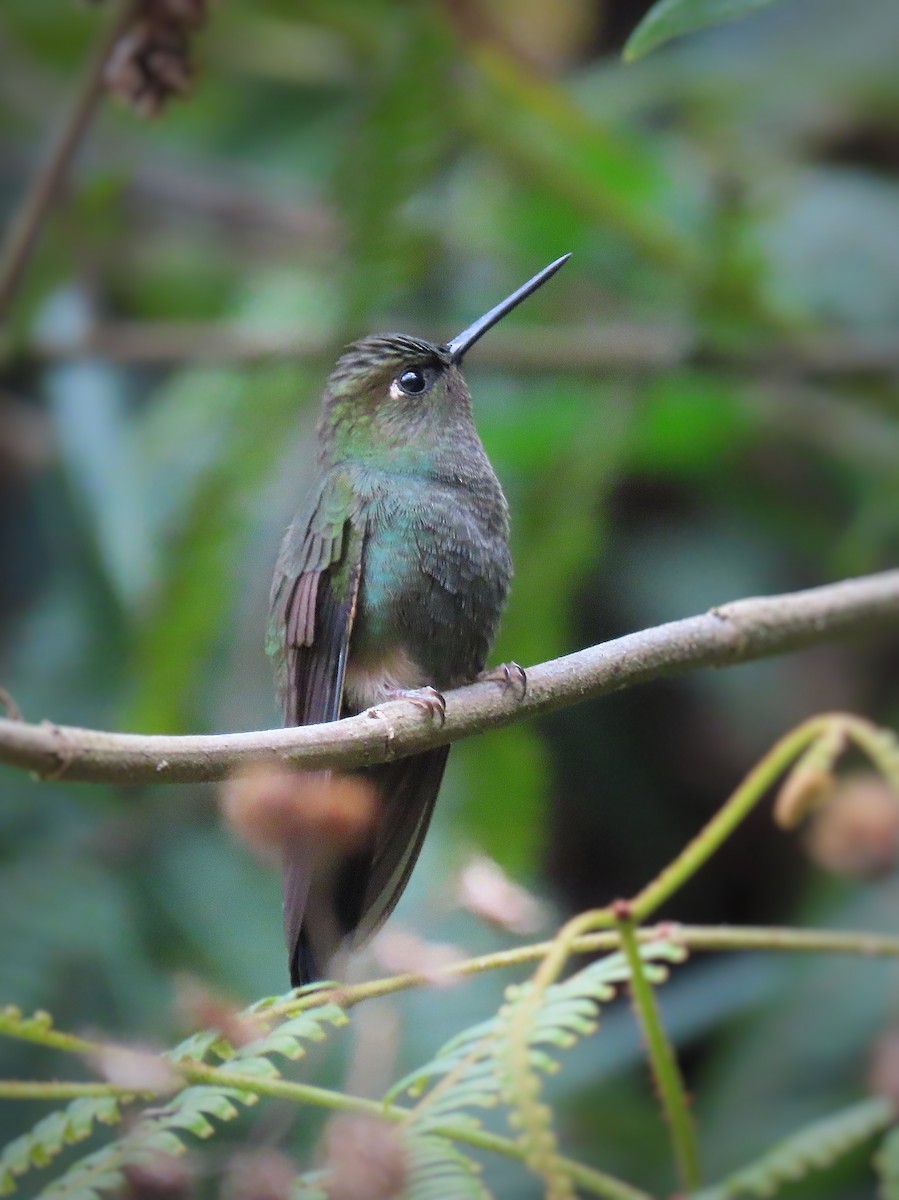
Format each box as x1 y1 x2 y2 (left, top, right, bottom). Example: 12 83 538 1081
0 2 135 321
1 570 897 785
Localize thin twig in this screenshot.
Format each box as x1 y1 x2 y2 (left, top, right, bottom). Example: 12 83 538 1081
0 1 135 321
0 569 897 783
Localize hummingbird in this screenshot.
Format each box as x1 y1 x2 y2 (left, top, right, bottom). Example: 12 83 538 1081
268 254 570 985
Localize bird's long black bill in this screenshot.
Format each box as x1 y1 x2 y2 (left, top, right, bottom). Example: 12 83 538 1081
446 253 571 364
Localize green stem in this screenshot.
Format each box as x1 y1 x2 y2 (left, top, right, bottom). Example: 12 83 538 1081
261 920 899 1021
631 716 829 921
187 1066 645 1199
617 917 701 1191
0 1081 137 1100
0 1011 96 1056
845 717 899 792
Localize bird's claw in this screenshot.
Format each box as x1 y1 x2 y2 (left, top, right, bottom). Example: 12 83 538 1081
385 686 447 726
478 661 527 699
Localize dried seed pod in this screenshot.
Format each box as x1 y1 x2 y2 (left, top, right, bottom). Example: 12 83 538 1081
869 1029 899 1115
123 1153 193 1200
87 1043 178 1093
220 765 378 863
174 976 266 1049
320 1114 407 1200
104 0 208 117
373 928 465 987
456 853 545 934
221 1150 297 1200
803 771 899 878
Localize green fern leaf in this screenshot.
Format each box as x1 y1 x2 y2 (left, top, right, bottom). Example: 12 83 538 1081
389 941 683 1124
0 1097 122 1196
0 1006 54 1040
24 994 350 1200
36 1086 256 1200
168 1029 223 1063
404 1133 491 1200
232 1005 349 1066
693 1096 894 1199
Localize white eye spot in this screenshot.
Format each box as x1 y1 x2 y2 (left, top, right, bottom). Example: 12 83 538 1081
389 379 405 400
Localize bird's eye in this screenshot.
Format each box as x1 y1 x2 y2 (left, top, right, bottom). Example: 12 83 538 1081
396 368 427 396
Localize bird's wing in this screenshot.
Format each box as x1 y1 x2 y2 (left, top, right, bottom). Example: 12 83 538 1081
268 472 364 727
268 472 366 980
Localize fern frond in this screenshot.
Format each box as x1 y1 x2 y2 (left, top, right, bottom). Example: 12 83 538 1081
693 1096 894 1199
36 1086 255 1200
12 992 349 1200
386 942 684 1199
404 1133 492 1200
163 985 348 1068
230 1005 348 1069
0 1098 121 1197
0 1007 58 1047
390 941 683 1127
495 979 576 1200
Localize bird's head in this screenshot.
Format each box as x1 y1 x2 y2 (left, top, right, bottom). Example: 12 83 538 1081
318 255 570 468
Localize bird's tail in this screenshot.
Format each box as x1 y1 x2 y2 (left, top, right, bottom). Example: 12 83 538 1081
284 747 450 987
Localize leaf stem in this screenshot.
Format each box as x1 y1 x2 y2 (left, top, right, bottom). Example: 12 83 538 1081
0 1081 137 1100
617 916 701 1191
262 921 899 1020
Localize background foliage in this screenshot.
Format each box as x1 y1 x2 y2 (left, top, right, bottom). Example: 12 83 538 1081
1 0 898 1195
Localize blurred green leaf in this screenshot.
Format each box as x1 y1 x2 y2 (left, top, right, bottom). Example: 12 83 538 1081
460 46 700 273
875 1126 899 1199
332 7 455 327
128 362 309 733
623 0 779 62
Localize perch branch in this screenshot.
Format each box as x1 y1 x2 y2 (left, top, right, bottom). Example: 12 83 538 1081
0 569 897 784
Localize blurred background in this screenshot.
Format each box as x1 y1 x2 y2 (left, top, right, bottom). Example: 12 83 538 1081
1 0 899 1194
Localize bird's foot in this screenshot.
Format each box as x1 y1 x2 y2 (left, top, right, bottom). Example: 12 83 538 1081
380 685 447 726
478 661 527 699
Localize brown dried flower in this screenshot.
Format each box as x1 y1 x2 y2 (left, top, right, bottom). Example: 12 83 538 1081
104 0 208 118
221 1149 297 1200
803 771 899 878
320 1114 407 1200
88 1043 178 1094
869 1029 899 1114
174 976 266 1049
373 928 465 987
220 765 378 863
123 1153 193 1200
455 853 546 934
